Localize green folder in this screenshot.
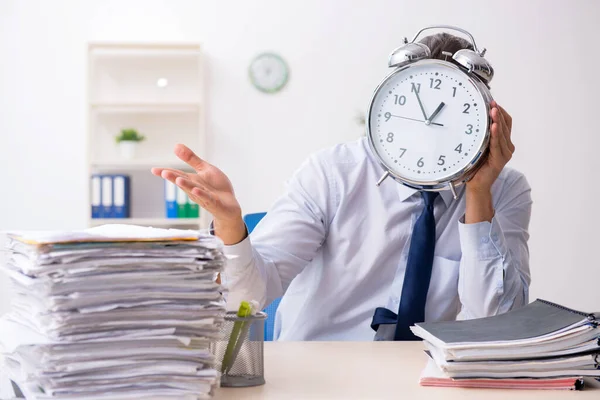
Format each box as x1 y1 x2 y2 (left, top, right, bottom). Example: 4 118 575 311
187 197 199 218
176 187 187 218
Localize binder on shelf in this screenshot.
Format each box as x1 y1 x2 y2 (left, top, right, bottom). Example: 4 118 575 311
165 181 178 218
176 187 188 218
91 175 101 218
112 175 130 218
101 175 113 218
187 195 199 218
184 196 192 218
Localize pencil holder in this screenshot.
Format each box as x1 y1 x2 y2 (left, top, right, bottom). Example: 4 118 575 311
212 311 267 387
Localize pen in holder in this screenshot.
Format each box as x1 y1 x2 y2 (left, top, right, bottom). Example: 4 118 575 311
212 311 267 387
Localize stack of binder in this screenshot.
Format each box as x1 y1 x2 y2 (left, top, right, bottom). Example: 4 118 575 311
0 224 225 399
412 299 600 390
91 174 131 219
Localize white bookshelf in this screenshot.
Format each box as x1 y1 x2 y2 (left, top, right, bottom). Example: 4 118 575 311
87 42 209 230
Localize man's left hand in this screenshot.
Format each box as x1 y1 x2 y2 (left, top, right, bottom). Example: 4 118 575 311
468 101 515 192
464 101 515 224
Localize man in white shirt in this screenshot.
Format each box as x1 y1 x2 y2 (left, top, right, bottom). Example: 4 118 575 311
152 33 531 341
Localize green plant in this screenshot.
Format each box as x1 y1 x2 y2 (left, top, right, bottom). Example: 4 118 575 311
116 128 145 143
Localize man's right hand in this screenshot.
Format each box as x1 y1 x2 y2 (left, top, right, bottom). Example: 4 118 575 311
151 144 247 245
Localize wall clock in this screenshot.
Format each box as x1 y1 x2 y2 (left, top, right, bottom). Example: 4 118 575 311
249 52 289 94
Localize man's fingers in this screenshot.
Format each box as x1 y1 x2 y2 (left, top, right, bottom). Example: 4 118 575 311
490 101 513 140
497 124 512 160
496 104 513 132
152 167 189 180
175 177 216 210
174 144 208 173
490 122 502 155
160 169 190 183
151 167 164 177
491 122 511 163
491 107 513 156
497 106 515 153
175 176 203 192
490 123 503 160
508 139 515 154
496 107 515 154
156 167 216 188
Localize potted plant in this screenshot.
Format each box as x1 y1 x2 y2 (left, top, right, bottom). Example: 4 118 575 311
116 128 145 160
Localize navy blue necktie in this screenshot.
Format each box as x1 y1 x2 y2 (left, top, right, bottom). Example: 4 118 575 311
371 191 439 341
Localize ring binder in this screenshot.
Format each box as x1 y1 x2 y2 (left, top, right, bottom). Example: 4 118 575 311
412 299 600 384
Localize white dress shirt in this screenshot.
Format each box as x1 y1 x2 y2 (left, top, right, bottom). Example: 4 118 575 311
223 137 532 341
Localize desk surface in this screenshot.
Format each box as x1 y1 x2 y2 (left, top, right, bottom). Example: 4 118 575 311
215 342 599 399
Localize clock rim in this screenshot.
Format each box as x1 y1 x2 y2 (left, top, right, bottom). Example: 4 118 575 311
248 52 289 94
366 59 493 191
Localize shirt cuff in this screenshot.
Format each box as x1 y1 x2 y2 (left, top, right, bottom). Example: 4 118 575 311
458 215 508 260
208 220 252 272
222 235 254 273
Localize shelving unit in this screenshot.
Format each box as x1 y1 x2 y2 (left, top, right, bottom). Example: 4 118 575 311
87 42 208 230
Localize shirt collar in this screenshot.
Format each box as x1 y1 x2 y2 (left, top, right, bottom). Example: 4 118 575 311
395 182 462 208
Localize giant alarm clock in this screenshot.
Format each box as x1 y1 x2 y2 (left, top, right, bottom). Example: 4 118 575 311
366 26 494 199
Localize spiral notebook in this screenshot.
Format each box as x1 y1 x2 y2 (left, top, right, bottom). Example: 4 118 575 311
412 299 598 346
411 299 600 364
412 300 600 388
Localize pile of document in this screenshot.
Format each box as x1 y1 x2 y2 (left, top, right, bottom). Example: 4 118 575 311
0 224 226 399
412 299 600 390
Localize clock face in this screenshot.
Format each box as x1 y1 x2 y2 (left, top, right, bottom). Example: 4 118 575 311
249 52 289 93
368 59 489 185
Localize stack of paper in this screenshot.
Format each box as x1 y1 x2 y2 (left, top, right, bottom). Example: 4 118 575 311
412 299 600 390
0 224 226 400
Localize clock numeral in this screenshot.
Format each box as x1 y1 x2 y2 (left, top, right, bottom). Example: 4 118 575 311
429 78 441 90
465 124 473 135
386 132 394 143
399 148 407 158
452 86 457 97
417 157 424 168
463 103 471 114
411 83 421 94
384 112 392 122
437 155 446 166
394 95 407 105
455 143 463 153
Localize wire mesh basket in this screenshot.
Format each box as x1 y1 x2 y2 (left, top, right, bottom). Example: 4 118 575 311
211 311 267 387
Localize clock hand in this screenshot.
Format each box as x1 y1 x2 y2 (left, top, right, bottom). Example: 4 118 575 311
390 114 443 127
412 83 429 121
426 102 446 125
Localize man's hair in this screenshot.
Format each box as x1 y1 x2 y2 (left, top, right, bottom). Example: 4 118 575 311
419 32 473 61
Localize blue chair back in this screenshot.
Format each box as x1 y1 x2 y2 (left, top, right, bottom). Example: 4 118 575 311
243 212 281 341
243 213 267 234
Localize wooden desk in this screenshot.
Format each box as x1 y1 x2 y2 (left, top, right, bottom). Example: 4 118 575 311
215 342 599 399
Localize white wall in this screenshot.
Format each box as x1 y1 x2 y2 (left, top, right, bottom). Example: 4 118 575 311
0 0 598 314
